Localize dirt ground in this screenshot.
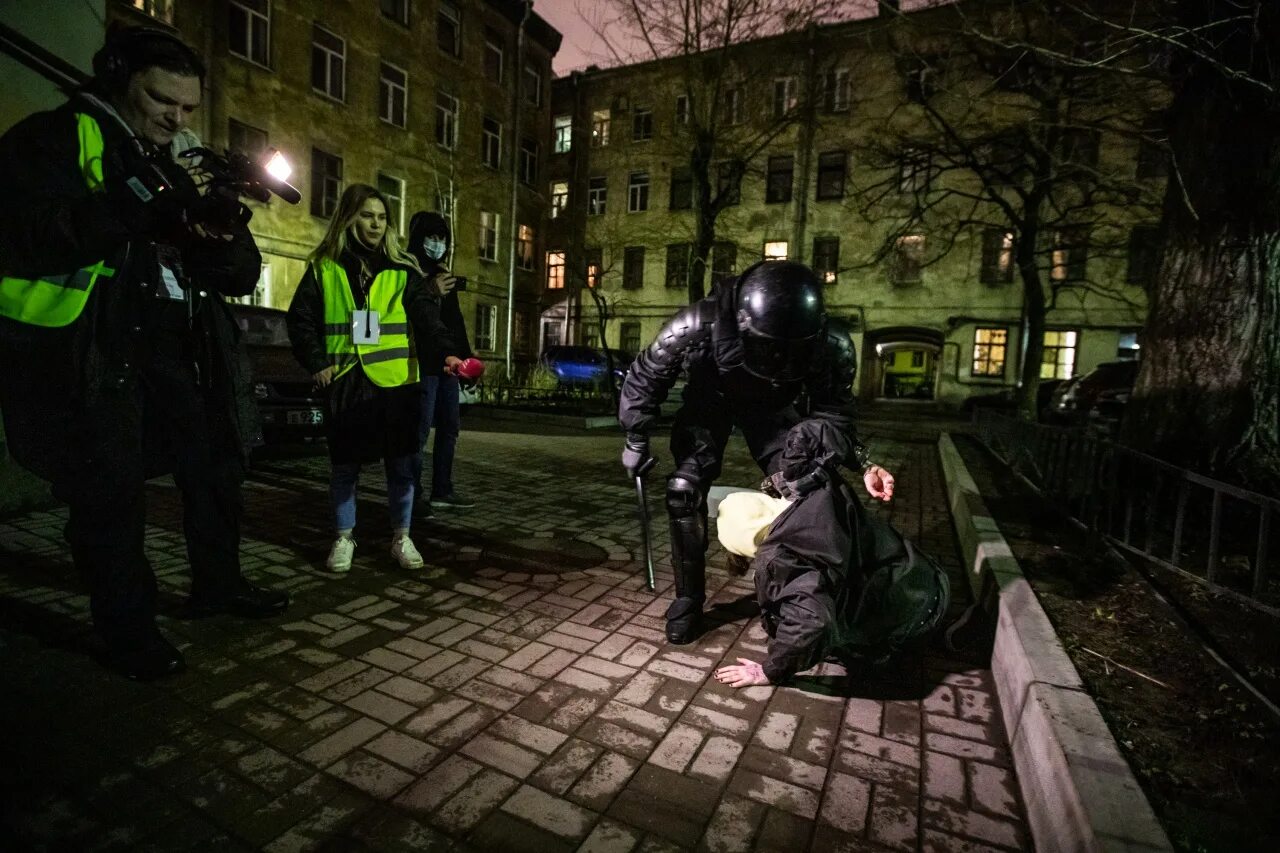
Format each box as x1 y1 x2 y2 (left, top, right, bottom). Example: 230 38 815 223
954 434 1280 853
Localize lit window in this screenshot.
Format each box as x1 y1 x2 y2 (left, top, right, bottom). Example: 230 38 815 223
591 109 611 147
479 210 499 262
131 0 174 24
554 115 572 153
628 171 650 213
1051 227 1088 282
229 0 270 67
518 224 535 271
546 250 565 289
1041 330 1079 379
813 237 839 284
980 228 1015 284
585 247 602 288
550 181 568 219
379 61 407 127
972 327 1007 377
763 240 789 261
310 24 345 101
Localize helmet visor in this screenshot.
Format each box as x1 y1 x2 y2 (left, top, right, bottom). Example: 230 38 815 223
741 332 820 382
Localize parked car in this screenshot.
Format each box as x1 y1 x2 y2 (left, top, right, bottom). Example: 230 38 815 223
1049 360 1139 426
229 304 325 444
960 379 1065 419
539 346 635 386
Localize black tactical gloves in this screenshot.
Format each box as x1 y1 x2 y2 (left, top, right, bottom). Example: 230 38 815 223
622 432 656 479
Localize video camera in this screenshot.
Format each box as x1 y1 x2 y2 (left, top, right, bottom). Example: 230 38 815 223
176 145 301 229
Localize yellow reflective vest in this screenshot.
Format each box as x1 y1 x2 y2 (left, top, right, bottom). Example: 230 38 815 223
316 257 418 387
0 113 116 327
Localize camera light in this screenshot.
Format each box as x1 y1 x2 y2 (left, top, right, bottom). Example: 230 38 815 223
264 150 292 182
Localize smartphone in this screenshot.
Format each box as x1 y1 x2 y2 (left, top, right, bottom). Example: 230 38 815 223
453 275 468 292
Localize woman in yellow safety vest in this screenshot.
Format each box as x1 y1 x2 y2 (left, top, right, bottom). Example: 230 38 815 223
286 183 457 573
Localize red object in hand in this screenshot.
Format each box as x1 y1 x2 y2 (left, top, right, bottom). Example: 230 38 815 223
454 357 485 380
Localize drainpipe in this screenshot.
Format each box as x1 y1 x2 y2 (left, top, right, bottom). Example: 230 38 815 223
505 0 533 376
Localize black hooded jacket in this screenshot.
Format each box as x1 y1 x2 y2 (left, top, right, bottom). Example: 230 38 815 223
406 211 473 373
617 278 866 468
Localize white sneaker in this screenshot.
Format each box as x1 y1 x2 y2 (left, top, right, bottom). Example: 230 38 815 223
327 537 355 573
391 535 424 570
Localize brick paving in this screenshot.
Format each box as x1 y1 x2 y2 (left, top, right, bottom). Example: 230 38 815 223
0 412 1033 852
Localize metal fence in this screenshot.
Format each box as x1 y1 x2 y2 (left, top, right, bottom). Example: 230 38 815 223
973 410 1280 616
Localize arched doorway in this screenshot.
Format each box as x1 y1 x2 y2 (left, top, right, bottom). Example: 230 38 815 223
861 326 944 402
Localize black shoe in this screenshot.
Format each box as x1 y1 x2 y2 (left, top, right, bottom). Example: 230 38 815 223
188 582 289 619
431 493 475 509
109 633 186 681
415 497 435 518
665 597 702 645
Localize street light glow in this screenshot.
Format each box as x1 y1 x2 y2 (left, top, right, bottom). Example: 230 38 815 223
264 150 292 182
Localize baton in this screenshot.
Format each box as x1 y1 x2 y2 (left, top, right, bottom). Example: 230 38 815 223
634 474 656 591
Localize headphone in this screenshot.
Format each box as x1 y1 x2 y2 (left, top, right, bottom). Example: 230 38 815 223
92 25 202 93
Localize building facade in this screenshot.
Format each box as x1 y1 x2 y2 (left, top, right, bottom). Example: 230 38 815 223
108 0 560 374
545 5 1160 407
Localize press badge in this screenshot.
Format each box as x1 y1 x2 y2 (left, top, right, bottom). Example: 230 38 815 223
155 245 186 301
352 310 381 344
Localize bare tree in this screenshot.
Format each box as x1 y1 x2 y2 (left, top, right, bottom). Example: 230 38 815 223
847 1 1161 418
579 0 852 302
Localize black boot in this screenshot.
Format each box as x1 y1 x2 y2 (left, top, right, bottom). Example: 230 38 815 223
187 580 289 619
106 628 186 681
665 482 708 644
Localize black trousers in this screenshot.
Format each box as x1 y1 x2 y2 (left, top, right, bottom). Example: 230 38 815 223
56 351 245 650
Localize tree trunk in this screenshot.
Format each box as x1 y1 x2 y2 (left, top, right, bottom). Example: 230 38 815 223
1120 1 1280 491
688 132 715 303
1016 261 1047 421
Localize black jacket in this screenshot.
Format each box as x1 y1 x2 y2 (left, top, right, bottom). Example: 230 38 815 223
405 212 472 373
0 94 261 485
618 281 866 467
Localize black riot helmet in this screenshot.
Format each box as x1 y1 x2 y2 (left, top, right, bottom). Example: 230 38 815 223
734 260 826 382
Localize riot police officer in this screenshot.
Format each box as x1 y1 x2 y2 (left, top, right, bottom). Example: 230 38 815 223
618 260 895 644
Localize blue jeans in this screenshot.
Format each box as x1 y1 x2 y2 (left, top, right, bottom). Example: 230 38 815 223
414 374 461 500
331 454 416 532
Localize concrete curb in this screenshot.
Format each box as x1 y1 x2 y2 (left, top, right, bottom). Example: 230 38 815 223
463 405 621 430
938 433 1173 853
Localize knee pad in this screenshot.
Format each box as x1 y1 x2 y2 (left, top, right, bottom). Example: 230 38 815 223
666 474 703 518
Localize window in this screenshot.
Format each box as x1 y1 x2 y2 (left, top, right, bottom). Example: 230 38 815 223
632 108 653 142
479 211 499 262
474 303 496 351
972 328 1007 377
585 248 602 288
376 172 405 236
379 62 407 127
517 224 535 271
1041 330 1078 379
712 241 737 289
813 237 839 284
763 240 789 261
891 234 925 285
519 138 538 186
717 161 741 206
766 155 794 204
620 321 642 355
824 68 850 112
481 116 502 169
550 181 568 219
591 109 611 147
380 0 408 26
483 27 504 84
816 151 846 200
435 188 454 221
628 171 650 213
911 351 925 368
1137 121 1168 179
669 167 692 211
1051 227 1088 283
554 115 572 153
588 176 607 216
130 0 174 24
229 0 270 67
905 59 938 103
310 148 342 218
623 247 646 289
543 321 562 349
582 325 599 349
228 119 267 159
980 228 1015 284
1127 225 1160 285
724 87 743 125
545 251 565 289
437 1 460 57
1060 129 1100 170
232 262 272 307
898 148 931 194
665 243 690 289
310 25 344 101
675 94 690 126
524 64 542 106
773 77 797 119
435 91 458 149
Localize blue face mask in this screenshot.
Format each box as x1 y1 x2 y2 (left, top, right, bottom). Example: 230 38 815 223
423 237 447 260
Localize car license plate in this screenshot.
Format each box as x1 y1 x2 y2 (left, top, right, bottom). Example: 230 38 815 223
286 409 324 426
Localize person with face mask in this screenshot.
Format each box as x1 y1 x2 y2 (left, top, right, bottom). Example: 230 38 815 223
619 261 895 645
406 211 475 515
286 185 458 574
0 25 288 680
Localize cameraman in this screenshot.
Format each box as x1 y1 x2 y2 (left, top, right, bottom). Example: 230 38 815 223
0 26 287 680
